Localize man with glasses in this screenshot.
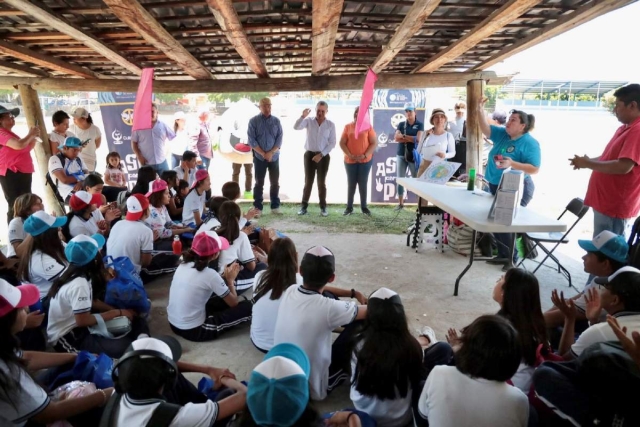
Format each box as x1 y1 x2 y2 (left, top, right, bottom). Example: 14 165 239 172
449 101 466 140
294 101 336 217
248 97 283 215
394 102 423 210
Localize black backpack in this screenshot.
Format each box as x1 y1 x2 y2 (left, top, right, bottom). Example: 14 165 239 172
99 392 181 427
627 216 640 269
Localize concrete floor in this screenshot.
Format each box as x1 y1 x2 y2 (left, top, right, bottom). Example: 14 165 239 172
145 232 586 411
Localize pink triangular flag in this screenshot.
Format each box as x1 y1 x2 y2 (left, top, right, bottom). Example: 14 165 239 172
355 68 378 138
132 68 154 131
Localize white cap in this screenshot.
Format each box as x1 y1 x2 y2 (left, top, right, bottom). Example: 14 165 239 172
370 287 398 300
173 111 186 120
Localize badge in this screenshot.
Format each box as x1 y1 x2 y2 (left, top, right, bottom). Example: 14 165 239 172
506 145 515 153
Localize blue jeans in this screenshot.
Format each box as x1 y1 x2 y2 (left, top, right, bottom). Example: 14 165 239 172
345 160 373 210
592 209 631 239
148 160 169 175
396 155 416 197
253 156 280 210
198 156 211 171
488 175 536 260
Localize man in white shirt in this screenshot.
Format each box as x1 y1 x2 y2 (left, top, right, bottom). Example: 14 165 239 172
293 101 336 217
47 136 88 201
174 150 197 187
273 245 367 400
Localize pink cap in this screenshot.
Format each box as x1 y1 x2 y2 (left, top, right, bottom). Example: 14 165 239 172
0 279 40 317
192 231 229 257
191 169 209 189
145 178 168 197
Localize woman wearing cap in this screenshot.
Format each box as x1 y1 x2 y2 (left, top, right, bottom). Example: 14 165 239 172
0 280 115 426
416 108 456 177
18 211 68 300
478 98 541 267
182 169 211 227
145 178 195 247
0 105 40 223
47 234 149 358
6 193 44 258
339 107 377 217
394 103 424 210
240 343 368 427
64 191 115 240
167 231 252 342
70 107 102 172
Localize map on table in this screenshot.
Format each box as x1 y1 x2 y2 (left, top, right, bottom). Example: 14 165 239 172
419 159 462 185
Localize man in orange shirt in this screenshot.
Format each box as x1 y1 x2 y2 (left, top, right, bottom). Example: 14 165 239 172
339 107 377 217
570 84 640 238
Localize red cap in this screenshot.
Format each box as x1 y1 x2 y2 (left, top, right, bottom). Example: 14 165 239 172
126 194 150 221
69 191 102 211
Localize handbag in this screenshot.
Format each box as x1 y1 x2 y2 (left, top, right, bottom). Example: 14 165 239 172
89 313 132 338
48 351 114 390
104 256 150 314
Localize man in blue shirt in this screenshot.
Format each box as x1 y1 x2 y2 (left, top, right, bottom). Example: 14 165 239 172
131 104 175 174
395 103 424 210
248 98 283 214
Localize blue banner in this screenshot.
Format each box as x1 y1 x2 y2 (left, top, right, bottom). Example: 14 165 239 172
99 93 138 189
370 90 427 203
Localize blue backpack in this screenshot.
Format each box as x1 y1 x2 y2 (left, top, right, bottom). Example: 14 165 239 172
103 256 150 314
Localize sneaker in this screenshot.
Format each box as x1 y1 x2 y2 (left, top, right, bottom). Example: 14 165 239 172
343 207 353 216
298 207 308 216
321 208 329 217
419 326 438 346
243 191 253 200
394 204 404 211
271 208 282 215
486 257 509 265
361 208 372 217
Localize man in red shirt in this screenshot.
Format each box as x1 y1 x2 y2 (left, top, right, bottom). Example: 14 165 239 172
570 84 640 238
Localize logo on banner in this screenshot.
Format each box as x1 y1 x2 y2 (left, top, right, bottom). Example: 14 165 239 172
111 129 123 145
390 113 405 129
378 133 388 147
121 108 134 126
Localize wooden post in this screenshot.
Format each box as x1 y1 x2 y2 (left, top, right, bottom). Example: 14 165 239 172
17 84 64 216
466 78 485 188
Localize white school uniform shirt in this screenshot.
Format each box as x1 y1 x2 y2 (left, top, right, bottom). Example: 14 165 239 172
47 276 93 345
107 220 154 273
167 262 230 330
418 366 529 427
146 205 173 239
510 362 535 393
217 231 255 292
182 189 206 225
71 123 102 171
0 351 50 427
114 394 219 427
47 155 88 199
48 130 76 152
273 285 358 400
7 217 25 257
571 311 640 357
196 216 221 235
27 250 67 298
350 348 413 427
69 209 104 238
417 132 456 160
250 271 303 351
173 166 197 187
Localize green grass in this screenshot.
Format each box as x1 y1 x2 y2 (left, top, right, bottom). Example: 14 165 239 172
237 202 417 234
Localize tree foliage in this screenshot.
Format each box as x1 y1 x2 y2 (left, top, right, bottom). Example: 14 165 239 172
154 93 183 104
207 92 271 103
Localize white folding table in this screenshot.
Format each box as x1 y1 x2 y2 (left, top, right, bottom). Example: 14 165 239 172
397 178 567 295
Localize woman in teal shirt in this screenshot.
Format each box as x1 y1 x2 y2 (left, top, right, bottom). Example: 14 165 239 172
478 98 541 266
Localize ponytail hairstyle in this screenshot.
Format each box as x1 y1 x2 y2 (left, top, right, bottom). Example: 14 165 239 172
182 249 214 272
254 237 298 301
86 113 94 125
207 196 229 220
509 110 535 133
216 201 241 244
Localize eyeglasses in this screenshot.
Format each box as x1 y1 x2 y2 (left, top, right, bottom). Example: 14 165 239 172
0 114 15 120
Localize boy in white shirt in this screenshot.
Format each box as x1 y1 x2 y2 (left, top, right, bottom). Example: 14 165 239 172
173 150 197 187
273 245 368 401
48 136 88 201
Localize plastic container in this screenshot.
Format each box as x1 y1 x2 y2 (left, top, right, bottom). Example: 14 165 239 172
467 168 476 191
172 235 182 255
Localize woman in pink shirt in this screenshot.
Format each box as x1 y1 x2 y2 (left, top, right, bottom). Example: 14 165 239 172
0 106 40 224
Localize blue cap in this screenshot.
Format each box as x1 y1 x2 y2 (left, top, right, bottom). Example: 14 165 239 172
58 136 83 150
404 102 416 111
247 343 310 427
578 230 628 264
24 211 67 237
65 234 105 266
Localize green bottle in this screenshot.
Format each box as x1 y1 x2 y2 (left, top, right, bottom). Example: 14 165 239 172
467 168 476 191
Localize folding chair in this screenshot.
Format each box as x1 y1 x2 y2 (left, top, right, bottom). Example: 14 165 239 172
627 216 640 269
516 197 589 288
45 172 68 214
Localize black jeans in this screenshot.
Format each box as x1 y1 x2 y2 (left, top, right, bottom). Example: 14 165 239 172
232 163 253 192
302 151 330 209
253 156 279 211
0 170 32 224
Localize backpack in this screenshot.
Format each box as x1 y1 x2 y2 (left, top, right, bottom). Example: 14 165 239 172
99 392 181 427
627 216 640 269
49 153 84 186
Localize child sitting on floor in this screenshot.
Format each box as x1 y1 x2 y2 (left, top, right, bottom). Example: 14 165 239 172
182 170 210 227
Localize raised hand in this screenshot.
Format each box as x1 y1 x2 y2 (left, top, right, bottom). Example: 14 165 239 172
584 287 603 324
607 315 640 368
551 289 577 320
301 108 311 118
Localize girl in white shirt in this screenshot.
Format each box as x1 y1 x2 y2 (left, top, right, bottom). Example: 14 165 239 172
7 193 44 258
47 234 149 358
197 196 228 235
65 191 110 240
18 211 68 300
251 237 300 352
182 170 211 227
351 288 423 427
145 178 194 252
70 107 102 172
216 201 267 295
417 315 529 427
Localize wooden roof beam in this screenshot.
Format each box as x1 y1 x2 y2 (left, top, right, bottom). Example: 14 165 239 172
205 0 268 78
0 60 50 77
0 40 97 78
413 0 543 74
102 0 214 80
3 0 141 76
311 0 344 75
370 0 441 73
474 0 636 70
